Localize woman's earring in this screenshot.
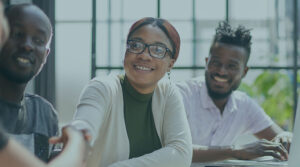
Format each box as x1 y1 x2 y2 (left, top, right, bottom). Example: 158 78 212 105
167 71 171 80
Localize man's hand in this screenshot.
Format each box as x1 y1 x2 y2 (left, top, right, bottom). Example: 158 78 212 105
233 139 288 161
49 126 92 147
48 126 91 167
272 131 293 152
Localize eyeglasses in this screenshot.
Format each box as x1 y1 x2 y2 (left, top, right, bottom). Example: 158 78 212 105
126 40 173 59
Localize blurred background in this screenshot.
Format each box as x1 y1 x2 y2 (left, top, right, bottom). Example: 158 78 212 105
5 0 300 132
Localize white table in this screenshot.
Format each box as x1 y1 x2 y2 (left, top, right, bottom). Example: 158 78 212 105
191 159 288 167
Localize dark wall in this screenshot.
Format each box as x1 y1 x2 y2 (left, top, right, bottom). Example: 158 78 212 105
32 0 56 107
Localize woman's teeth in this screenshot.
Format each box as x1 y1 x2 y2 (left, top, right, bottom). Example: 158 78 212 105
135 65 151 71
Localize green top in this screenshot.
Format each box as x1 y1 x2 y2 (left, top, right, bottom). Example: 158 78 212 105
120 75 162 158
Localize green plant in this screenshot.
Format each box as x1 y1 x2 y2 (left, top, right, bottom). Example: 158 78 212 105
239 71 293 130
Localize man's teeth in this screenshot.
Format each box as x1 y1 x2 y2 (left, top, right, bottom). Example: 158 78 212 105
17 57 30 63
136 65 151 71
214 76 228 82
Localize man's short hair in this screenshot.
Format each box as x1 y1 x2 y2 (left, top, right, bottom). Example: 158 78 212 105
4 3 53 49
210 21 252 64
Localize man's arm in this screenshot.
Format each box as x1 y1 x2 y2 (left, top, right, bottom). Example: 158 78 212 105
254 124 292 152
254 124 283 140
192 140 288 162
48 126 89 167
192 116 290 162
0 139 46 167
0 126 87 167
192 139 288 163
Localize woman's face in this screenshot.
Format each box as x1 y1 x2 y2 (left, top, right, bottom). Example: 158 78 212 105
124 24 175 94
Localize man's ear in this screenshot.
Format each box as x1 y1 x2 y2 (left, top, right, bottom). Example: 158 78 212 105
46 48 50 56
43 48 50 64
242 66 249 78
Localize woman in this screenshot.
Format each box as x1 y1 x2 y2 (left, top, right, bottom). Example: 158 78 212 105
72 17 192 167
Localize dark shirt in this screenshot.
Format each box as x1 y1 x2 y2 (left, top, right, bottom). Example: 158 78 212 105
120 75 162 158
0 93 58 162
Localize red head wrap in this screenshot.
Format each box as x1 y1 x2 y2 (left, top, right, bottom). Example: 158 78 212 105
127 17 180 61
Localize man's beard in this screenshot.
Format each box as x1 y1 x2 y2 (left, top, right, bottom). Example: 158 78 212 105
205 71 239 100
0 66 34 84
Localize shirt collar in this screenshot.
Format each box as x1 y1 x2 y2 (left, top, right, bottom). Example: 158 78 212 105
226 94 237 113
201 82 237 113
122 75 153 102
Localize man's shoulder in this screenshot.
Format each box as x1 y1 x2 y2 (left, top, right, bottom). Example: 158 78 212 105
24 93 58 124
231 90 258 106
25 93 53 105
232 90 248 98
25 93 56 114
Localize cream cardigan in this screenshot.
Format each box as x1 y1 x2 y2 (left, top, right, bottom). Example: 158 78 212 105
72 75 192 167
